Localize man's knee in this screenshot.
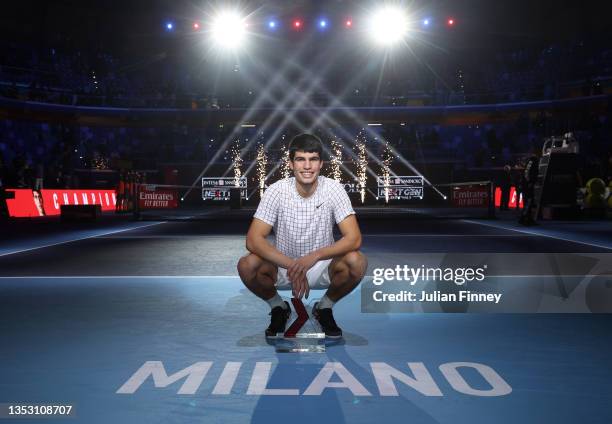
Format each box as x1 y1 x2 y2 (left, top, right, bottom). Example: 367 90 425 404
332 251 367 283
237 254 276 286
237 254 263 281
344 251 367 280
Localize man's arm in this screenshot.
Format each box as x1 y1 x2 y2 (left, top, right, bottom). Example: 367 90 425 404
302 214 362 264
245 218 294 269
287 214 362 299
247 218 310 299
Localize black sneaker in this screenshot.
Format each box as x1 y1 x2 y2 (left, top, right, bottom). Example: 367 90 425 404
312 302 343 339
265 301 291 338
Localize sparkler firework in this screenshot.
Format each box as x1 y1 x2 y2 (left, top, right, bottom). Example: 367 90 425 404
381 141 393 203
256 144 268 198
355 132 368 204
231 140 243 187
280 145 291 179
329 139 343 182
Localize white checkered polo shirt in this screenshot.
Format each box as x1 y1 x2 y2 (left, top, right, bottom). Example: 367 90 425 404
253 176 355 259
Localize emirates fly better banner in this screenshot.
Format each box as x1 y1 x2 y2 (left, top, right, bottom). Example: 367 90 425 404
138 185 179 209
452 185 490 207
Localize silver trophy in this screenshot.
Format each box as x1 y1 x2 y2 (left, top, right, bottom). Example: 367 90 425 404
274 298 326 353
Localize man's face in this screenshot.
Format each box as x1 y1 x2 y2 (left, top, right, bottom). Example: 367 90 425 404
289 150 322 185
33 191 44 215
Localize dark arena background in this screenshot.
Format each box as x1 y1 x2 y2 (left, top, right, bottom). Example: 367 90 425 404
1 1 612 423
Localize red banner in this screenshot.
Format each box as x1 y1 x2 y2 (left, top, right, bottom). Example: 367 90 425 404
494 187 524 208
5 189 117 217
138 186 178 209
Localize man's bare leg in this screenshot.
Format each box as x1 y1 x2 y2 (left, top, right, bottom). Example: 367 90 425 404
237 253 290 337
237 253 278 300
311 251 367 338
326 251 368 302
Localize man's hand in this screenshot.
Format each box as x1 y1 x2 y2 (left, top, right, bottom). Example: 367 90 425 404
287 252 320 299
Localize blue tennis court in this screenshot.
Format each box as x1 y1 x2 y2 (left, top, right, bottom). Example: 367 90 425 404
1 274 611 423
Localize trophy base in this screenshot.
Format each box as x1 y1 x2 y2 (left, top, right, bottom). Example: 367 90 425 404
274 332 326 353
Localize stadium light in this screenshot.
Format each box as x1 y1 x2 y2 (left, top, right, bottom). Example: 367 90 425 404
165 22 174 31
367 6 410 46
211 11 247 49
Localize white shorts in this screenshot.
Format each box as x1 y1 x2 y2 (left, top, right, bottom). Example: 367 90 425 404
276 259 333 290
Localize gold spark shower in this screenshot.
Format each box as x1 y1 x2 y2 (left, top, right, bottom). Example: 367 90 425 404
280 145 291 179
355 131 368 204
329 138 343 182
256 144 268 198
381 141 393 203
231 140 243 187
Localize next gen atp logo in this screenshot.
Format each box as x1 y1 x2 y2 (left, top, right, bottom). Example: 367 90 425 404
117 361 512 397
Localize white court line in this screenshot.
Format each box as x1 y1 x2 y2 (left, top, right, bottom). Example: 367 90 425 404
96 235 244 239
0 275 238 279
363 234 534 237
94 234 533 239
0 274 609 279
0 222 166 258
462 219 612 251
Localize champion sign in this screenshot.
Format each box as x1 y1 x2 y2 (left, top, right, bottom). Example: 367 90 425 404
5 188 116 217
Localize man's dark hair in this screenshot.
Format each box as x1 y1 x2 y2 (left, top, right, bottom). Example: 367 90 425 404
288 133 323 161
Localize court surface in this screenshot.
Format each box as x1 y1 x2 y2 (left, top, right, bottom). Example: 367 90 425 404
1 209 611 424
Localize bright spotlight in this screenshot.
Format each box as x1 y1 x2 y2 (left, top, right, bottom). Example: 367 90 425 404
211 11 247 49
193 22 200 30
165 22 174 31
268 20 277 29
319 19 327 28
293 19 302 29
423 18 430 26
345 19 352 28
447 18 455 26
368 6 409 46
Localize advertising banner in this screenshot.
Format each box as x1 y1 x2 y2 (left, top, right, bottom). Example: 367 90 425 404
377 176 424 200
202 177 247 201
452 184 489 207
494 186 524 208
5 189 116 217
138 186 179 209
